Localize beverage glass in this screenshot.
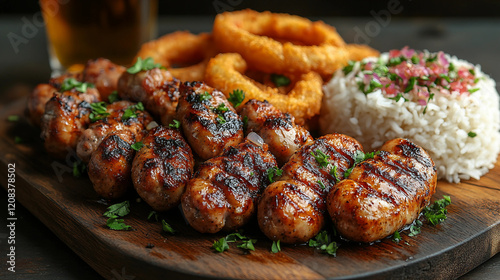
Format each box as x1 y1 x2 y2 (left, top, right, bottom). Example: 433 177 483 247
40 0 158 75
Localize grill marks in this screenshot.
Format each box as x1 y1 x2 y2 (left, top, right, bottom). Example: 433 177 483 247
258 134 364 244
131 126 194 212
177 81 244 160
181 139 277 233
327 138 437 243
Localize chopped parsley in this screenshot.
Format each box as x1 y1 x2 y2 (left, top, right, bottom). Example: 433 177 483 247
212 232 256 253
344 150 379 178
104 201 132 231
216 115 226 125
199 91 212 102
271 240 281 253
60 78 95 92
270 74 291 87
392 231 402 243
308 230 338 256
106 216 132 231
317 180 326 190
468 88 480 94
121 102 144 121
407 220 423 237
214 103 229 113
127 57 163 74
72 161 86 178
311 149 330 168
103 201 131 218
131 141 144 151
147 211 158 221
388 93 407 102
89 102 109 122
330 165 341 183
468 131 477 138
267 167 283 183
228 89 245 108
404 76 417 93
423 195 451 225
162 220 176 234
169 119 181 129
108 91 120 103
342 61 356 75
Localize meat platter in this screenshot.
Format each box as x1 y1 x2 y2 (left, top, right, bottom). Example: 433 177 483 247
1 98 499 279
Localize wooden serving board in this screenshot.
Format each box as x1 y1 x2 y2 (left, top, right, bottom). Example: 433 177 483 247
1 98 499 280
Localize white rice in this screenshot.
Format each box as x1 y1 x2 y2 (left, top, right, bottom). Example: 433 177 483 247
320 53 500 183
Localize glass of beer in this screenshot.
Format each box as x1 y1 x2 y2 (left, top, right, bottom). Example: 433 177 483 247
40 0 158 75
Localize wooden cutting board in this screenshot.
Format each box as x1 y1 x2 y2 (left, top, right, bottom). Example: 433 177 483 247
1 98 499 280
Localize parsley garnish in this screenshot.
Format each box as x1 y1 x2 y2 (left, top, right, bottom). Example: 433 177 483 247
468 88 480 94
214 103 229 113
104 201 132 231
392 231 402 243
308 230 338 256
271 240 281 253
212 232 256 253
387 56 405 66
389 93 408 102
147 211 158 221
89 102 109 122
422 93 435 115
330 165 341 183
131 141 144 151
423 195 451 225
127 57 163 74
468 131 477 138
72 161 86 178
408 220 423 237
311 149 330 168
342 61 356 75
103 201 131 218
267 167 283 183
317 180 326 190
199 91 212 102
60 78 95 92
216 115 226 124
411 55 419 64
228 89 245 108
121 102 144 121
108 91 120 103
162 219 176 234
7 115 19 122
270 74 291 87
404 76 417 93
106 216 133 231
344 150 378 178
169 119 180 129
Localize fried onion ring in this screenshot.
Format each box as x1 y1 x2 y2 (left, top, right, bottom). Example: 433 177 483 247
134 31 217 82
204 52 323 125
213 9 348 76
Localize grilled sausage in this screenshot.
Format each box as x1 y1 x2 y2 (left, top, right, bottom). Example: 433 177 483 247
131 126 195 211
327 138 437 243
176 81 244 160
118 67 181 126
258 133 364 244
88 130 137 200
182 133 277 233
239 99 313 165
40 88 100 159
76 100 152 163
82 58 126 101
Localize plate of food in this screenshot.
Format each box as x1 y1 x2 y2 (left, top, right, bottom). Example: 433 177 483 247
2 9 500 280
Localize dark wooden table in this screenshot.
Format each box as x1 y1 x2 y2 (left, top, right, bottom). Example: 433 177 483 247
0 15 499 279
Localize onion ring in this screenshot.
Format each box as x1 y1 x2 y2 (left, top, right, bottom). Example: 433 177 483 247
213 9 350 76
204 52 323 125
134 31 217 82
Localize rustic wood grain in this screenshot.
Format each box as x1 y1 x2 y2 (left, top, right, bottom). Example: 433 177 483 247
1 98 499 280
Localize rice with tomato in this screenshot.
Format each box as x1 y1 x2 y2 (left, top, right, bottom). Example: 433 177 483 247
320 47 500 183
